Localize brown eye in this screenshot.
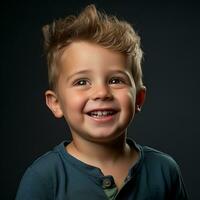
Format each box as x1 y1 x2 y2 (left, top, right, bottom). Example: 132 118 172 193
74 79 89 86
109 77 124 84
77 80 87 85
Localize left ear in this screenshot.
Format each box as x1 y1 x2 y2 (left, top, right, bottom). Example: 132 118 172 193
135 86 146 113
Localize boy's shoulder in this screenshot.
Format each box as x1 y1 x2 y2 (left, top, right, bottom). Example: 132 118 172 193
142 145 178 164
140 144 181 176
129 138 179 169
24 141 67 178
16 141 68 199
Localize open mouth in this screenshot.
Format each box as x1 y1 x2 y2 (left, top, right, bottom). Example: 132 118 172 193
87 110 117 118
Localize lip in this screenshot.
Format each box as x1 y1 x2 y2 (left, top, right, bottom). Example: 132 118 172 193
85 108 119 123
85 107 119 115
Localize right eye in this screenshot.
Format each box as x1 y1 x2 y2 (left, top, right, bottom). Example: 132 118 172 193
73 79 90 86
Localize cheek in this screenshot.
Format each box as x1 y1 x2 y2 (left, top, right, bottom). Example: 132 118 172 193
63 92 87 113
120 90 135 108
119 90 136 119
61 93 87 126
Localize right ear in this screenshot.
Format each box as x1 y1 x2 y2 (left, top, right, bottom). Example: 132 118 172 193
45 90 63 118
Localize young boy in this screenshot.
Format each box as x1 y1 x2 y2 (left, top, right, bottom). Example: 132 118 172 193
16 4 188 200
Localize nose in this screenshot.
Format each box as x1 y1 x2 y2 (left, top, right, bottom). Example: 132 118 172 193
90 83 113 101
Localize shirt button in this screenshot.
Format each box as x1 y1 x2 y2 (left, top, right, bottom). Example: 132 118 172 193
102 178 112 188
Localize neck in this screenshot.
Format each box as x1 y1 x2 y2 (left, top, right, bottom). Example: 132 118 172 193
66 133 131 166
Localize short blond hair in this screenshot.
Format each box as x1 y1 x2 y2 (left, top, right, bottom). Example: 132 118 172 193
42 4 143 90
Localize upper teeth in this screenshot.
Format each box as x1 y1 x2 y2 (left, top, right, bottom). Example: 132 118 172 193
90 111 113 117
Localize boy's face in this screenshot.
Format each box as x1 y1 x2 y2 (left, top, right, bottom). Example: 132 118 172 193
46 41 145 143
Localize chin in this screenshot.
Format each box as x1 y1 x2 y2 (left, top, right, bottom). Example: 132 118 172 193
85 129 125 144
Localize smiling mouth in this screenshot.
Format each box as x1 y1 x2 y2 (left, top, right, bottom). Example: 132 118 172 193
87 110 117 118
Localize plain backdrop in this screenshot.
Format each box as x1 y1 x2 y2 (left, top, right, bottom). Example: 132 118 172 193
1 1 199 199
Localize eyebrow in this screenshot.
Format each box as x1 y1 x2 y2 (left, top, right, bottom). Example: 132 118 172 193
108 70 131 76
66 69 131 81
66 70 92 81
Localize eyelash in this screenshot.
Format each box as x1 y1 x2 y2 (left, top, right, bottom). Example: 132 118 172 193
73 77 126 87
73 79 90 86
109 77 125 84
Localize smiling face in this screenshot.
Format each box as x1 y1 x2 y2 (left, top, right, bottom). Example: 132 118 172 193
45 41 145 143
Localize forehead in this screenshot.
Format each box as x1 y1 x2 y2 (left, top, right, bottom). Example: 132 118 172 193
59 41 131 73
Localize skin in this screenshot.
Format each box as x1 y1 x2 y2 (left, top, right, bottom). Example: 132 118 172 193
45 40 146 189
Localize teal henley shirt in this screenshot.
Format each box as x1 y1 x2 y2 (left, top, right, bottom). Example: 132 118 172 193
16 138 189 200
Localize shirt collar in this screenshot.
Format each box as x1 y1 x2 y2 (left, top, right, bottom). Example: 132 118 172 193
55 137 144 183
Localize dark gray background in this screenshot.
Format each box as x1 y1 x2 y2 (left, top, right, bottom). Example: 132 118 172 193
1 1 199 199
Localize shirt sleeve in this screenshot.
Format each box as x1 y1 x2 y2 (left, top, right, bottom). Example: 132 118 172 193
169 161 189 200
15 167 52 200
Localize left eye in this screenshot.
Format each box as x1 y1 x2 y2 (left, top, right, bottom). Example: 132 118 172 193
109 78 124 84
77 80 87 85
74 79 89 86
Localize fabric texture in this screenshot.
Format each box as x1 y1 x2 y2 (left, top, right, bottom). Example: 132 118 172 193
16 138 189 200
